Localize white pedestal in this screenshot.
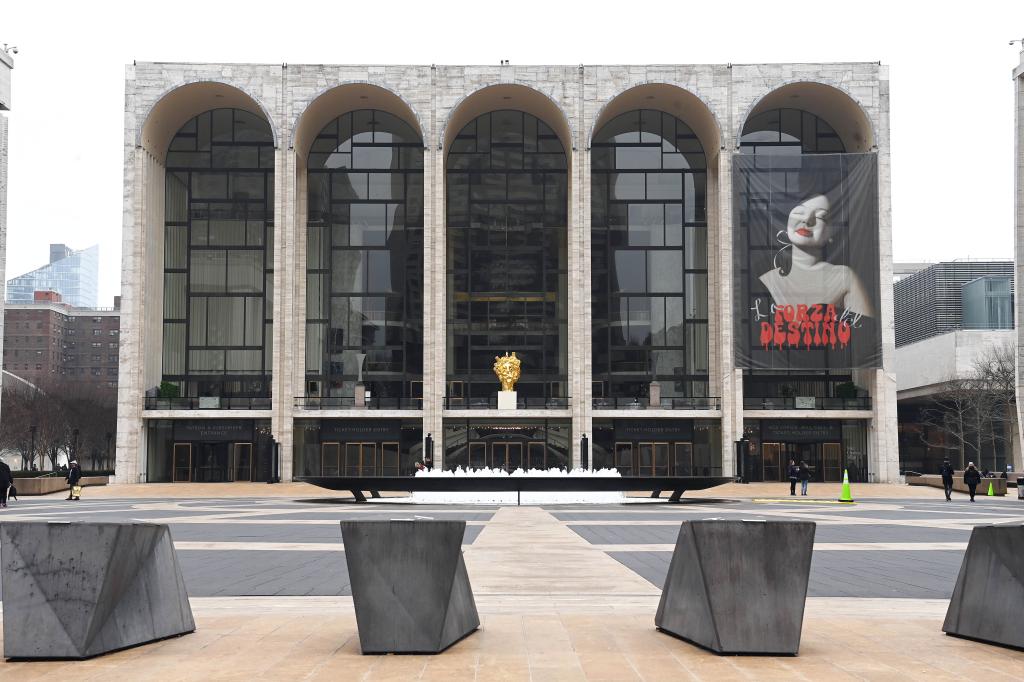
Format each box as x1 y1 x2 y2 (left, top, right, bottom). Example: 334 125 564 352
497 391 517 410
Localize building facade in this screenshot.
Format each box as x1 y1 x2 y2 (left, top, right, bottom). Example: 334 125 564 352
3 291 120 399
0 48 13 424
6 243 100 308
116 62 897 485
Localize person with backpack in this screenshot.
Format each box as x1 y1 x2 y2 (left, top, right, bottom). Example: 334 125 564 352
939 460 955 501
787 459 800 496
798 461 811 496
963 462 982 502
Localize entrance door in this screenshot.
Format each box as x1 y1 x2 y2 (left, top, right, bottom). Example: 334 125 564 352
173 443 192 482
822 442 842 482
527 442 546 470
762 442 782 482
469 441 487 469
196 443 229 482
490 443 523 472
638 442 669 476
614 442 633 475
380 442 399 476
321 442 341 476
345 443 377 476
672 443 693 476
233 442 253 482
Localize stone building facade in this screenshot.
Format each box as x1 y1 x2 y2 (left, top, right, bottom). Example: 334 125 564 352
116 62 898 485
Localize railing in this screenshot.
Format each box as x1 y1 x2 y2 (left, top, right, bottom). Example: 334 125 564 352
294 396 423 410
443 396 572 410
742 396 872 410
144 396 272 410
592 397 721 410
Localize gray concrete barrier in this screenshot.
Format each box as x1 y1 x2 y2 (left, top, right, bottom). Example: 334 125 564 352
655 519 816 655
340 519 479 654
943 524 1024 650
1 521 195 659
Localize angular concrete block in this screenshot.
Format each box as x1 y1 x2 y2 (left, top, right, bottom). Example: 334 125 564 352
340 520 479 653
1 522 195 659
655 519 815 655
943 525 1024 650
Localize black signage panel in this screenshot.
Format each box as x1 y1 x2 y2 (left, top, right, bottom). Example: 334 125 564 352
761 420 841 443
614 419 694 442
320 419 402 442
174 420 254 442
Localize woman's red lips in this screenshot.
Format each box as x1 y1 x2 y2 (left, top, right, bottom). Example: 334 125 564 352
795 227 813 237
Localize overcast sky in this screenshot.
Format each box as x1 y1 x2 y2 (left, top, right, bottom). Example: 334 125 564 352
2 1 1021 305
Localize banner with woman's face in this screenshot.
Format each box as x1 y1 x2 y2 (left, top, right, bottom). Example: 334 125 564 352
733 153 882 369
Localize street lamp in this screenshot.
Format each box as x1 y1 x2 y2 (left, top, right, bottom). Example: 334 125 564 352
72 428 80 465
28 425 37 471
105 432 112 471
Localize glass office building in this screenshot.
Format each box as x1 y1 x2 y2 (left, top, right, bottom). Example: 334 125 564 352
7 244 99 308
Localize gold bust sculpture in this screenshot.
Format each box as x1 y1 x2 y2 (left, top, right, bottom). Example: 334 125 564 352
493 352 521 392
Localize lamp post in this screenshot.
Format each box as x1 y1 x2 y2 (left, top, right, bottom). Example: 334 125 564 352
28 425 37 471
72 429 80 466
424 433 434 468
105 432 112 471
580 434 589 471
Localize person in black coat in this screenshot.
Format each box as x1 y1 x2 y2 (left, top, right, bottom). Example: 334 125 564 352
0 460 12 508
939 460 955 501
787 459 800 496
66 460 82 501
963 462 982 502
798 461 811 496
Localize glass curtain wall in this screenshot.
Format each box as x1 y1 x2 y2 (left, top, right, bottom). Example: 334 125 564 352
305 111 424 405
446 111 568 404
738 109 850 397
162 108 275 400
591 110 709 405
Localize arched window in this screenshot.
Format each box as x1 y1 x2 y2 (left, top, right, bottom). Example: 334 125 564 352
305 110 424 404
739 108 845 154
162 108 275 399
446 110 568 404
591 110 709 403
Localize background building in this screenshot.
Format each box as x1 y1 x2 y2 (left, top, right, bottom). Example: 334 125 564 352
1017 47 1024 460
116 62 896 485
896 261 1018 475
0 48 13 424
2 290 120 399
6 243 99 308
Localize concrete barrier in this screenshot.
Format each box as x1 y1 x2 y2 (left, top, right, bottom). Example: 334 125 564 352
656 519 816 655
13 475 108 496
0 521 195 659
943 525 1024 649
340 519 479 654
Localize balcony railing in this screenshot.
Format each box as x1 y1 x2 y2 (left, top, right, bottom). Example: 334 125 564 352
294 396 423 410
443 396 572 410
591 397 721 410
742 397 872 410
144 396 272 410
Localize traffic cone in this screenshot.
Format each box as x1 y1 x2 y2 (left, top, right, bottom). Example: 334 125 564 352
987 481 995 497
838 469 854 503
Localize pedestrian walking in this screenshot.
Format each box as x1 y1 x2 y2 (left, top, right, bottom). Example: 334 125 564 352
963 462 981 502
939 459 955 501
0 459 12 508
787 459 800 496
798 461 811 496
66 460 82 501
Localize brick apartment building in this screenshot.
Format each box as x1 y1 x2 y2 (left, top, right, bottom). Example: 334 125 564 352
2 291 120 400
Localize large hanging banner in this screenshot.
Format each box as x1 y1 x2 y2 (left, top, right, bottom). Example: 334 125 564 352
733 153 881 369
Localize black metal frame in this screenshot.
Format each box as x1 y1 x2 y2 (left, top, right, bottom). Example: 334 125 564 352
591 110 710 402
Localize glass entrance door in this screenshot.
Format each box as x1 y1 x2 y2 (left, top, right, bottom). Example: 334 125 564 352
173 443 192 482
822 442 842 482
344 443 377 477
490 443 523 472
672 443 693 476
321 442 341 476
762 442 782 481
233 442 253 482
638 442 670 476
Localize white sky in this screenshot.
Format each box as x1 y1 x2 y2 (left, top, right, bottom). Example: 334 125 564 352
2 1 1021 305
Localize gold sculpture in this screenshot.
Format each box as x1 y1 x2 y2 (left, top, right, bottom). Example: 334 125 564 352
493 352 521 392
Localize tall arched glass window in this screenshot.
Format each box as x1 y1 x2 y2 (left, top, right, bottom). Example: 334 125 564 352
162 108 275 400
446 110 568 405
739 108 845 154
305 110 424 406
591 110 708 404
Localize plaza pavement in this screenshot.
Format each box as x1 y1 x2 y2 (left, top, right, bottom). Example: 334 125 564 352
0 483 1021 679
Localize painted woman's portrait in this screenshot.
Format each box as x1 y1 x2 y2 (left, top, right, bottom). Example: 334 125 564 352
758 193 874 318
